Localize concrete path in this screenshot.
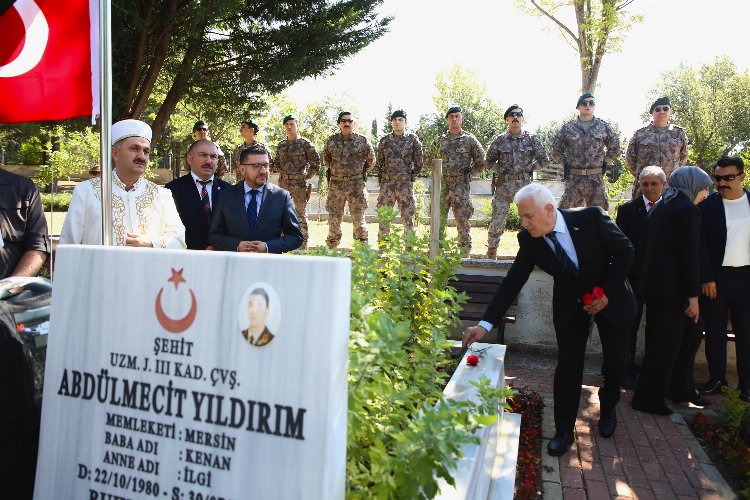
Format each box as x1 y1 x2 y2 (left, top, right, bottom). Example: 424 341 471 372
504 353 737 499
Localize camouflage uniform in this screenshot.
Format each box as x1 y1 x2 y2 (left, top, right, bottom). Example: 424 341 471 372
552 117 620 210
438 131 485 253
626 123 688 197
273 136 321 247
215 143 228 178
323 132 375 248
231 140 271 182
484 131 549 255
376 132 423 238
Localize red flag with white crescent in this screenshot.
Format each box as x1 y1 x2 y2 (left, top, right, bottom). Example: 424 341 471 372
0 0 98 123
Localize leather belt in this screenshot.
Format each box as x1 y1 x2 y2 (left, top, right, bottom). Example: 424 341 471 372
499 173 529 181
721 265 750 274
569 168 602 176
381 173 412 180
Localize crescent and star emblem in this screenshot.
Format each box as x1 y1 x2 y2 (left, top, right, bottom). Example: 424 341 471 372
155 268 197 334
0 0 49 78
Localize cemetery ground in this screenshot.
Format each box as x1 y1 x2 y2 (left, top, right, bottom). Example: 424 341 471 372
41 212 748 499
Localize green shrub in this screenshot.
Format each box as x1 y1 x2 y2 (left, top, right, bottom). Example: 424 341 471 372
41 193 72 211
306 207 512 498
478 199 521 231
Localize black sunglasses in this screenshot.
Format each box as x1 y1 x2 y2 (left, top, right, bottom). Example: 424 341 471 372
653 106 670 112
508 111 523 117
580 100 595 106
195 127 208 131
713 173 741 182
339 119 354 124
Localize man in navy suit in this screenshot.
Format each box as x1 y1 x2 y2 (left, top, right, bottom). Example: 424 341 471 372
615 165 666 389
699 156 750 402
463 184 635 456
208 145 303 254
166 139 231 250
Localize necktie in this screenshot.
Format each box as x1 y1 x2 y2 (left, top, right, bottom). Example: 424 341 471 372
197 179 211 223
648 201 655 208
546 231 578 277
246 189 259 233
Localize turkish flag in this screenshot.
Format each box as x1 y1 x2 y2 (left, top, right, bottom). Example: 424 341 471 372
0 0 98 123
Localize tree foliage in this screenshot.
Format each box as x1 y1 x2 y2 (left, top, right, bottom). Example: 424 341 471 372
112 0 391 146
647 57 750 168
416 63 506 160
516 0 642 92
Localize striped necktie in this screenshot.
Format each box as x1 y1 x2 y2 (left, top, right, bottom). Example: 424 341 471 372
197 179 212 223
546 231 578 277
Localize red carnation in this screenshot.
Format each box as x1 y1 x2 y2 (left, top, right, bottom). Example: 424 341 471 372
467 354 479 366
592 286 605 299
582 293 594 305
15 324 25 332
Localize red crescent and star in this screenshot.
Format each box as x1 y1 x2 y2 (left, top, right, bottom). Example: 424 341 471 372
155 268 197 333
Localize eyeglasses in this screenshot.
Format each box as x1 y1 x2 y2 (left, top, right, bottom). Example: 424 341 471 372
653 106 670 113
580 100 595 106
241 163 270 171
339 119 354 124
508 112 524 117
713 173 741 182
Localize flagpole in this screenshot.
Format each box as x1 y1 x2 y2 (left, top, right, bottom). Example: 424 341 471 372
98 0 113 245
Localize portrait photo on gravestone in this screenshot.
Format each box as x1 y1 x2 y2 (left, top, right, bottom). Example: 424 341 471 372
238 283 280 347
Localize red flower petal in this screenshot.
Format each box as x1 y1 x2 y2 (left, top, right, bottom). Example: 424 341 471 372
16 324 25 332
582 293 594 305
592 286 605 299
467 355 479 366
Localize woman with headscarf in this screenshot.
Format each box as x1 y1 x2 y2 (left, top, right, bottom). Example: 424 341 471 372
631 166 713 415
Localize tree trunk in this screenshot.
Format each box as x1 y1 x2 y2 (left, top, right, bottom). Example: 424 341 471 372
150 34 203 145
123 0 154 114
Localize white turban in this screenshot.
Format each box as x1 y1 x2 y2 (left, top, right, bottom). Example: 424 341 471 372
111 119 152 145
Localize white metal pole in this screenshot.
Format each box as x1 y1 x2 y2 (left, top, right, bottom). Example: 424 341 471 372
98 0 113 245
429 159 442 259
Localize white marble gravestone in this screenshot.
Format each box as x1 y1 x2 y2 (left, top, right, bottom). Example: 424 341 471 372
34 246 350 500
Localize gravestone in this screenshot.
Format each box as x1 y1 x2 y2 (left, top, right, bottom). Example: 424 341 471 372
34 246 350 499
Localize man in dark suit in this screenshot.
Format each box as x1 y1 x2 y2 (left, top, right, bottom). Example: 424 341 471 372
463 184 635 456
615 165 666 389
166 139 231 250
699 156 750 402
208 145 303 253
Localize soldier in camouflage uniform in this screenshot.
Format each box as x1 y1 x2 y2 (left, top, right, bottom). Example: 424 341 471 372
231 119 271 182
323 112 375 248
376 109 423 240
273 115 321 248
435 106 485 255
626 97 688 198
483 104 549 258
552 93 620 210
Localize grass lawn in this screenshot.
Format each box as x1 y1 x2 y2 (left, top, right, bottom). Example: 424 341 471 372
46 212 521 258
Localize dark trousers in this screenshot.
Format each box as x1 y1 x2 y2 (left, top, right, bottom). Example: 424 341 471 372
628 291 645 367
554 310 630 433
702 270 750 390
633 298 701 407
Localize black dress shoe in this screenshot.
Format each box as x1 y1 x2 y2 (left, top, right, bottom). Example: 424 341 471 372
699 378 728 395
631 400 673 415
547 432 574 457
740 388 750 402
621 372 637 390
669 390 712 407
598 415 617 438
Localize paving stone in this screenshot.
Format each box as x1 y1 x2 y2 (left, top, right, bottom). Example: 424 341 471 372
584 479 610 499
665 471 697 496
560 466 584 489
542 480 563 500
606 475 635 497
649 480 678 500
562 487 587 500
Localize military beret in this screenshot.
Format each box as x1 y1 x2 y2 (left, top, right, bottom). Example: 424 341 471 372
242 120 259 133
504 104 522 119
111 119 152 145
192 120 207 132
390 109 407 120
445 106 463 117
576 93 594 107
650 96 672 112
337 111 353 122
282 114 296 125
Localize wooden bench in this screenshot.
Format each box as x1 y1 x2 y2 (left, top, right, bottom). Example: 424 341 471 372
454 274 517 344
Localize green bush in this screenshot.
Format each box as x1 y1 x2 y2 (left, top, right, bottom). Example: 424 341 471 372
41 193 72 211
306 207 511 498
478 199 521 231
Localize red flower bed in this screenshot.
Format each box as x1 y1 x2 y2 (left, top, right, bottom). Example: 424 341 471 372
506 387 548 499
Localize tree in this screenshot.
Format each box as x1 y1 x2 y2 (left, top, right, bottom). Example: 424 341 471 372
416 64 506 161
647 58 750 168
516 0 642 92
112 0 391 146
